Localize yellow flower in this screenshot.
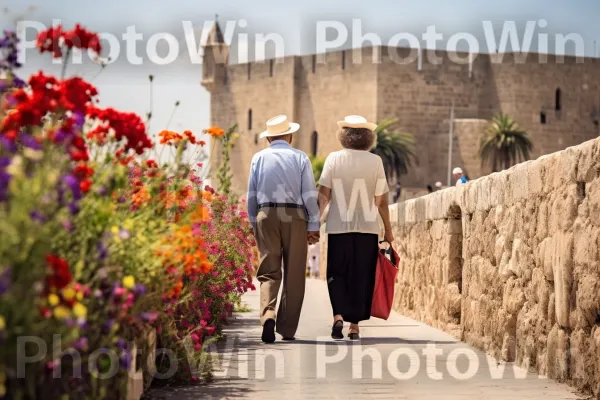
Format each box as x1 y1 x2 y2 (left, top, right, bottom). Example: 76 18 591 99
53 306 70 319
62 287 76 301
122 276 135 289
48 294 60 307
72 303 87 318
0 315 5 331
76 291 84 301
111 226 120 235
123 219 134 231
23 148 44 161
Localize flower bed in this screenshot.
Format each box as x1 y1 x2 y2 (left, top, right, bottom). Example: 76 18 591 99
0 25 256 399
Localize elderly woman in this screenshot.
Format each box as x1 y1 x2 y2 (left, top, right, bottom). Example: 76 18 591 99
318 115 394 340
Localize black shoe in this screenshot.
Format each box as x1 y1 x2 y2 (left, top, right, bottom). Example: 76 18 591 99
348 332 360 341
331 320 344 340
262 319 276 343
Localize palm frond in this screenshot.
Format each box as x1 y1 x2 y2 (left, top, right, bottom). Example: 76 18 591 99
371 119 416 180
479 113 533 172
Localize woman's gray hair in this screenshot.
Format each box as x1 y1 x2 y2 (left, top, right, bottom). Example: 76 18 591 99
336 127 376 150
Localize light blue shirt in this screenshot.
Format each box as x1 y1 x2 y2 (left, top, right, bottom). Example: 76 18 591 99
247 140 320 232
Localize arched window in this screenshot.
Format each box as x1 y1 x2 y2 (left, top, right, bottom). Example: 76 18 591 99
311 131 318 156
555 88 562 111
248 109 253 130
540 111 547 124
269 59 274 77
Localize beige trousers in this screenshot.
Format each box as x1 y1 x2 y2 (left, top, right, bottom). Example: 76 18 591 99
255 208 308 338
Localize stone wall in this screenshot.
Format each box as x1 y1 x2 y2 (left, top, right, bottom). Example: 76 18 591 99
390 137 600 397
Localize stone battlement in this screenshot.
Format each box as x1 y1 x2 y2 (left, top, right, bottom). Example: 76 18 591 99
388 136 600 397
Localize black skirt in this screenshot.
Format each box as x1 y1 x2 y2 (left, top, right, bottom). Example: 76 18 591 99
326 233 379 324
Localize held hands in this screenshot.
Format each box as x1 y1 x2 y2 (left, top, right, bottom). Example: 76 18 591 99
307 231 320 245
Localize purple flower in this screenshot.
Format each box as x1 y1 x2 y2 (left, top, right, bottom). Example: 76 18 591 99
97 185 108 196
0 170 11 202
62 174 81 200
133 284 146 297
0 268 11 296
30 211 46 223
0 137 17 153
139 312 159 324
97 241 108 261
19 133 41 150
74 337 88 351
120 351 132 370
116 338 127 350
68 201 80 215
72 112 85 128
103 319 114 334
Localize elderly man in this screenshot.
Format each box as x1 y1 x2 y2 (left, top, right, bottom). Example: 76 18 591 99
247 115 320 343
453 167 469 186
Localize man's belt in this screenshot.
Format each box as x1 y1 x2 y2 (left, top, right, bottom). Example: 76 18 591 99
258 202 304 210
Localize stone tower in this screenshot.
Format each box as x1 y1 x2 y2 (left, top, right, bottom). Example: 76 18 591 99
201 19 229 92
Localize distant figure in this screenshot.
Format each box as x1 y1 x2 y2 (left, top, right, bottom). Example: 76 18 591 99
426 185 434 193
308 242 320 279
435 181 443 190
393 183 402 203
453 167 468 187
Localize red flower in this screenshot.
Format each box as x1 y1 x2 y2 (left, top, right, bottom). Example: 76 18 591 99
36 25 64 58
79 179 92 193
37 24 102 58
145 159 158 169
45 254 72 290
86 106 153 154
73 163 94 179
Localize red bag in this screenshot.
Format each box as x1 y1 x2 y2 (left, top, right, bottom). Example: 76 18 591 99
371 242 400 320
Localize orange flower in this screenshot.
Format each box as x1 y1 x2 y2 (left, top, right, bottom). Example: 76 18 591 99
132 186 151 207
158 130 183 146
201 190 213 202
191 204 210 223
203 126 225 138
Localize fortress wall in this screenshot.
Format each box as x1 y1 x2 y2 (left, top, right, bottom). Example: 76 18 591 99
377 47 483 187
483 53 600 158
388 136 600 397
294 47 379 157
210 56 297 193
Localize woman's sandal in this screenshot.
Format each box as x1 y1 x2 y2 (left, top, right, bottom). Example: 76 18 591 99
331 320 344 340
348 327 360 341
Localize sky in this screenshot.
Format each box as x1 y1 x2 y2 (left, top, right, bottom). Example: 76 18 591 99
1 0 600 148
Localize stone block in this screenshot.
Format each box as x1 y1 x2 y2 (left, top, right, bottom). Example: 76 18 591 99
552 232 574 329
575 139 600 183
547 325 569 381
575 273 600 329
528 159 545 196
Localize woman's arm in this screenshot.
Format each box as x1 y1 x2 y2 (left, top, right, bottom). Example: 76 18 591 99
375 192 394 243
318 185 331 222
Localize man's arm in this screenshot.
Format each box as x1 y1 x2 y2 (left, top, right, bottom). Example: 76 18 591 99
247 159 258 234
300 156 320 232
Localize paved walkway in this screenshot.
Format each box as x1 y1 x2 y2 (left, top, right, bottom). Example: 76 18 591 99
146 279 585 400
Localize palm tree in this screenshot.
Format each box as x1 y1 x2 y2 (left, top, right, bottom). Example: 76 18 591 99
371 119 416 181
479 114 533 172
